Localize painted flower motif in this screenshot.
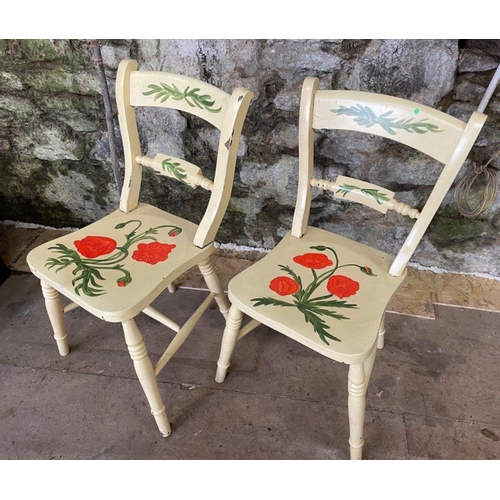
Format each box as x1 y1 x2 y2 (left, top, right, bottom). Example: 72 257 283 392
326 275 360 299
293 253 333 269
74 236 117 259
48 220 182 297
132 242 176 265
168 228 180 237
360 265 375 276
269 276 300 296
117 277 128 287
251 244 376 345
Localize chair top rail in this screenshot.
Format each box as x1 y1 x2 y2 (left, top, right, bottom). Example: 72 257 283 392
312 90 466 164
129 70 230 129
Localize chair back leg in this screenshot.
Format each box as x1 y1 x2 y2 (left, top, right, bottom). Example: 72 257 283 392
215 304 244 383
122 319 171 437
198 257 230 319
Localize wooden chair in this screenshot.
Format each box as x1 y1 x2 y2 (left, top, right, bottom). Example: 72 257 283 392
215 76 487 459
27 59 253 437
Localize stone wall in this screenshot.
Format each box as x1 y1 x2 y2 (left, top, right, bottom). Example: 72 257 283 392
1 39 500 276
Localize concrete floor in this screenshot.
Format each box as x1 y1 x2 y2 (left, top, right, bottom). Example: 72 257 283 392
1 223 500 460
1 273 500 460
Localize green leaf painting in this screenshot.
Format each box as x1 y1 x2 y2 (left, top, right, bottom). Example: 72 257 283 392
161 158 187 181
331 104 443 135
336 184 391 205
143 82 222 113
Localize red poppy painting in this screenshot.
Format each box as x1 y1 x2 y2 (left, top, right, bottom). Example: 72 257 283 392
327 275 360 299
132 242 176 265
269 276 300 296
46 219 183 297
252 244 376 345
74 236 117 259
293 253 333 269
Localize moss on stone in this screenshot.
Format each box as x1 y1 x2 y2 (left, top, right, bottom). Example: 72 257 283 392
24 68 73 93
18 40 60 62
251 197 294 247
216 208 247 245
0 39 9 57
428 216 496 250
0 71 24 91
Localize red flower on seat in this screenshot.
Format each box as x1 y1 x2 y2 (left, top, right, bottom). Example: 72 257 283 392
117 277 128 287
74 236 117 258
168 227 181 237
326 275 359 299
293 253 333 269
132 242 176 265
269 276 300 296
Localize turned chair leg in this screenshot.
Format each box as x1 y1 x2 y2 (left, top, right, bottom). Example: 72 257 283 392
347 346 377 460
215 303 243 383
40 280 69 356
122 319 171 437
377 312 386 349
198 257 230 319
348 363 367 460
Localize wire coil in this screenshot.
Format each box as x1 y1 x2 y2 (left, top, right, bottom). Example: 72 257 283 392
454 149 499 217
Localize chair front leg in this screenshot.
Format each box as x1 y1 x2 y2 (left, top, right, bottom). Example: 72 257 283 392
215 303 243 383
122 319 171 437
198 257 230 319
348 362 367 460
40 280 69 356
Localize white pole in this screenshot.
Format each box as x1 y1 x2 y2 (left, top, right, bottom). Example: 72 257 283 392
477 64 500 113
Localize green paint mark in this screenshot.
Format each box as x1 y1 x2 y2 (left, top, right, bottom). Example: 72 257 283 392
414 108 420 114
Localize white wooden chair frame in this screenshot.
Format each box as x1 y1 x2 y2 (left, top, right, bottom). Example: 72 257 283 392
27 59 253 437
215 76 487 459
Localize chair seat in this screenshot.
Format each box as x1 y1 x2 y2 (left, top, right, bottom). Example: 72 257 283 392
27 203 213 323
228 227 406 364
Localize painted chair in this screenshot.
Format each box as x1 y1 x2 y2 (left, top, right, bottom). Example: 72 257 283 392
215 76 487 459
27 59 253 437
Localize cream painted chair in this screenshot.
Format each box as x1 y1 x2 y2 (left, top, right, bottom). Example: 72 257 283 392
27 59 253 437
215 76 486 459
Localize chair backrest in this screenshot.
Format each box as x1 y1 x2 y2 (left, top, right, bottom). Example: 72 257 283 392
292 76 487 277
115 59 253 248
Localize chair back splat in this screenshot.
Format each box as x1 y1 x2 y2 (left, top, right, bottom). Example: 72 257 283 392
27 58 253 437
215 76 486 459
